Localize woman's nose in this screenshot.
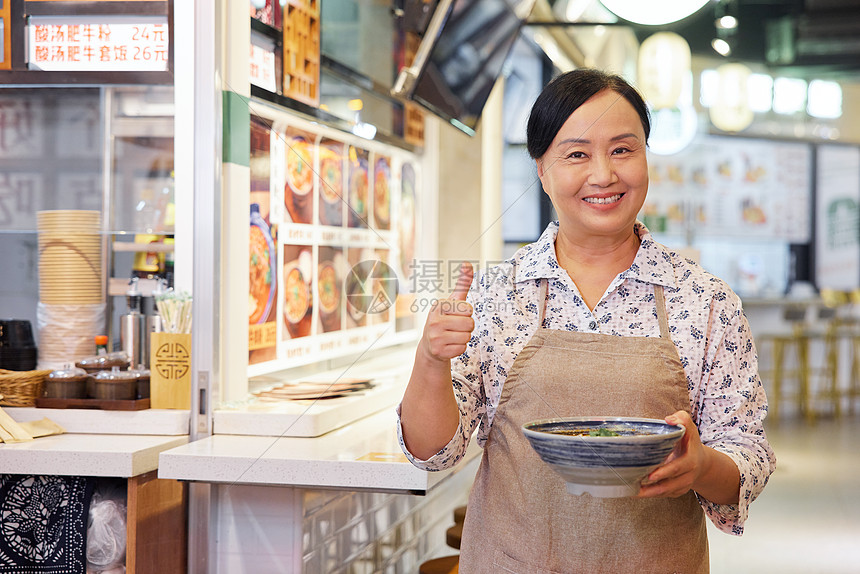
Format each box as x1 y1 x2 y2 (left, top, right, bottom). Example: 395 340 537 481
588 156 617 187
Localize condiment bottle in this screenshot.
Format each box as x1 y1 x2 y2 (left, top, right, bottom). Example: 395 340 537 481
120 277 143 367
95 335 109 356
143 279 166 369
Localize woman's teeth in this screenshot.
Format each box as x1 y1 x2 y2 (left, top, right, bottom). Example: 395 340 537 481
584 194 622 205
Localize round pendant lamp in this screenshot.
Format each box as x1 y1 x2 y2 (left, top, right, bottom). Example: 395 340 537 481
600 0 710 26
709 63 754 132
637 32 691 109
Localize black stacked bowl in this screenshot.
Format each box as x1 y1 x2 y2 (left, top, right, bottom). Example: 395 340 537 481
0 319 38 371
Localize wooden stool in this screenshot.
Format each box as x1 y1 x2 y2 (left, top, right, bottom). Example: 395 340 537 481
446 521 463 550
446 504 466 549
453 505 467 525
757 305 812 423
847 333 860 414
419 555 459 574
806 305 841 420
807 292 856 419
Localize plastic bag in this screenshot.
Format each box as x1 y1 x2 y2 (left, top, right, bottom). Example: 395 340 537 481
86 485 127 572
37 302 108 370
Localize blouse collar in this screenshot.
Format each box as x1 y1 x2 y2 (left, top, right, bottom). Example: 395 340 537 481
512 221 679 290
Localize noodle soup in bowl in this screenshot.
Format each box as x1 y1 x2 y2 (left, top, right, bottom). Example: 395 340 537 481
285 135 314 223
317 260 342 332
249 204 276 324
522 416 685 498
373 158 390 229
318 143 345 226
283 252 313 338
348 150 369 228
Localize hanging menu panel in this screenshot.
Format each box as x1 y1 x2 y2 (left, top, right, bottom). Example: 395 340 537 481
27 15 169 71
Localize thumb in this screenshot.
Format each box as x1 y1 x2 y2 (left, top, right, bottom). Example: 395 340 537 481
449 261 474 301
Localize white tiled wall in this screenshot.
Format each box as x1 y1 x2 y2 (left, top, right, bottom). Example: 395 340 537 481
302 458 478 573
214 484 303 573
212 457 479 573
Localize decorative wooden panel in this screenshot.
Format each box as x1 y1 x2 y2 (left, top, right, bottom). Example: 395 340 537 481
282 0 319 106
126 470 188 574
403 31 424 147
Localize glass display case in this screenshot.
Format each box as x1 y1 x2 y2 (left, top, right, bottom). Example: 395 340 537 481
0 85 175 361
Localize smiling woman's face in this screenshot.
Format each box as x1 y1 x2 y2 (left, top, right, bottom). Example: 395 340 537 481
537 89 649 243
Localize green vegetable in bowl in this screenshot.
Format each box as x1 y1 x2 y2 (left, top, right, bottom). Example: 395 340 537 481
588 428 621 437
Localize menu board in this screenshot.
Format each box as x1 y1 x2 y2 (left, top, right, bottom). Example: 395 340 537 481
643 135 812 242
247 112 420 375
815 144 860 291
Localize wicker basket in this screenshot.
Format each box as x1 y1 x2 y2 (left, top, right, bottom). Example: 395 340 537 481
0 369 52 407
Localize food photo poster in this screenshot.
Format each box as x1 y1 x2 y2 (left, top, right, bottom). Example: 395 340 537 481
247 113 420 374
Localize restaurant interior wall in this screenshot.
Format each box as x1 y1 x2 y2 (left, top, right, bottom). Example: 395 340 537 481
496 33 860 298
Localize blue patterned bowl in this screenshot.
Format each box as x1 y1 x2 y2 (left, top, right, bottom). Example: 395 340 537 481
522 417 685 498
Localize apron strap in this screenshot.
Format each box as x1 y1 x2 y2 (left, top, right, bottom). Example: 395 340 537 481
538 278 670 339
538 278 548 326
654 284 671 339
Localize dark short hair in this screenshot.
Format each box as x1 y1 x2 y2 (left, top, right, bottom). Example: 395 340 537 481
526 68 651 159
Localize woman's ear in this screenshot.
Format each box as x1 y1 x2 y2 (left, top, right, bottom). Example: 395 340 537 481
536 158 544 179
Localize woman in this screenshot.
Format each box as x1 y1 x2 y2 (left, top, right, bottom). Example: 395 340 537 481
398 69 776 573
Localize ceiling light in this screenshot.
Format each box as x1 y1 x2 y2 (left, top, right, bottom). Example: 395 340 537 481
699 69 719 107
773 77 807 114
711 38 731 56
807 80 842 119
716 15 738 29
748 74 774 113
599 0 710 26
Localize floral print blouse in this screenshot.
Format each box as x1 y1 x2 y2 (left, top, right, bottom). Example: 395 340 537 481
397 221 776 535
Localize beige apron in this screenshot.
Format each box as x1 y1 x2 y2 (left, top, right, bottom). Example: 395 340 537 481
459 280 708 574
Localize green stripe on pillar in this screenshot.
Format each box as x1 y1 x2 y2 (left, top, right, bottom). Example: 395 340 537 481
222 90 250 167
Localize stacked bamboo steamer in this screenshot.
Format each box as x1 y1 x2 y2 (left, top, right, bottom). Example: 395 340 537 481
36 210 106 369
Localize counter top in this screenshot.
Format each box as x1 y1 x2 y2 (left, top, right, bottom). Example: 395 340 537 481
216 346 416 437
5 406 189 435
214 379 404 438
0 433 188 477
159 408 482 494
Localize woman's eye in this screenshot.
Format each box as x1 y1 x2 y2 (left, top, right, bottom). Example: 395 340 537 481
566 151 586 159
612 147 630 155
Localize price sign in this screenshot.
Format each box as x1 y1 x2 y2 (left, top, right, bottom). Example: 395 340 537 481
27 16 169 71
250 40 277 93
1 0 10 70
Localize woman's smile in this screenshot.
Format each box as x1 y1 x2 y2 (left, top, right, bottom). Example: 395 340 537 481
583 193 625 205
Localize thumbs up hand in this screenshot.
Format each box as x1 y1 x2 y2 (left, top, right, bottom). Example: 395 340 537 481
419 262 475 363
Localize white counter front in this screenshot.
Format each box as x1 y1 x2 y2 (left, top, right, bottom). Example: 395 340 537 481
0 407 190 477
159 408 482 494
0 433 188 477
